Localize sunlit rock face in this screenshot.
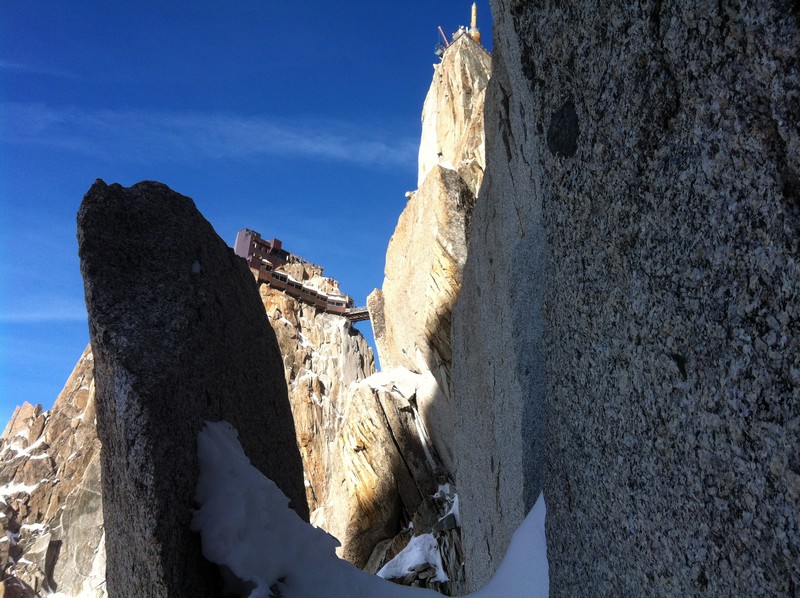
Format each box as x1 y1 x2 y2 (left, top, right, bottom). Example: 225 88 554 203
259 260 466 591
454 0 800 594
259 269 444 574
339 371 464 594
371 34 490 475
0 346 105 598
418 33 491 198
78 180 307 597
259 267 377 523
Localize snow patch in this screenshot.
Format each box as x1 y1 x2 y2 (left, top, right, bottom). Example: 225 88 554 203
447 494 460 526
471 492 549 597
364 368 419 399
192 420 440 597
297 332 313 348
6 437 51 461
376 534 448 583
0 482 39 504
6 529 20 546
192 420 549 597
434 483 460 528
21 523 48 534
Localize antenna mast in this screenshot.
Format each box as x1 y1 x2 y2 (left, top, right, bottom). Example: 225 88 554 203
469 2 482 44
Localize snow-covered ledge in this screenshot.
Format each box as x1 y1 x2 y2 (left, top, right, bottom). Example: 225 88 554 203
192 421 549 597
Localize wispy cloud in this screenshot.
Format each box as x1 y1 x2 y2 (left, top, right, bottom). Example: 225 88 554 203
0 304 87 324
0 60 77 78
1 102 418 168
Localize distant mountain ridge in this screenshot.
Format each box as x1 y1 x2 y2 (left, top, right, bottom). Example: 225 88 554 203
0 347 104 597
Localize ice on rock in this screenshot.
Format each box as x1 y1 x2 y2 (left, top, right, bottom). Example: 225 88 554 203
377 533 448 583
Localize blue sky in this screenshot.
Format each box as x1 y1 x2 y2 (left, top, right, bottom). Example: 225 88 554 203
0 2 493 425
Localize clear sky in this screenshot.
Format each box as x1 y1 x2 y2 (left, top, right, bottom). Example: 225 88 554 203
0 2 493 426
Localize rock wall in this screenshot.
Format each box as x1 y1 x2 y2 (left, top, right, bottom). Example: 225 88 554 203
259 268 381 554
454 1 800 594
0 346 104 598
371 34 490 474
77 180 307 597
354 371 465 595
418 33 491 197
451 39 547 589
259 267 463 592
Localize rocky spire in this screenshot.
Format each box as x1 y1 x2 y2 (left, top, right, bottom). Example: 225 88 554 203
418 32 491 196
369 32 490 475
77 180 308 597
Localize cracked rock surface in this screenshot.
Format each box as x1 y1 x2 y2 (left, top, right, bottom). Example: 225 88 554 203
371 34 489 476
454 1 799 594
0 347 104 598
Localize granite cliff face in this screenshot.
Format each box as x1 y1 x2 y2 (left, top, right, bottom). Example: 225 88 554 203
259 262 463 593
78 180 307 597
370 33 490 474
0 347 104 598
259 266 381 563
454 1 800 594
418 33 491 197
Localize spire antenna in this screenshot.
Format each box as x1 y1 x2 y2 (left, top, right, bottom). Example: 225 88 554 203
469 3 482 44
